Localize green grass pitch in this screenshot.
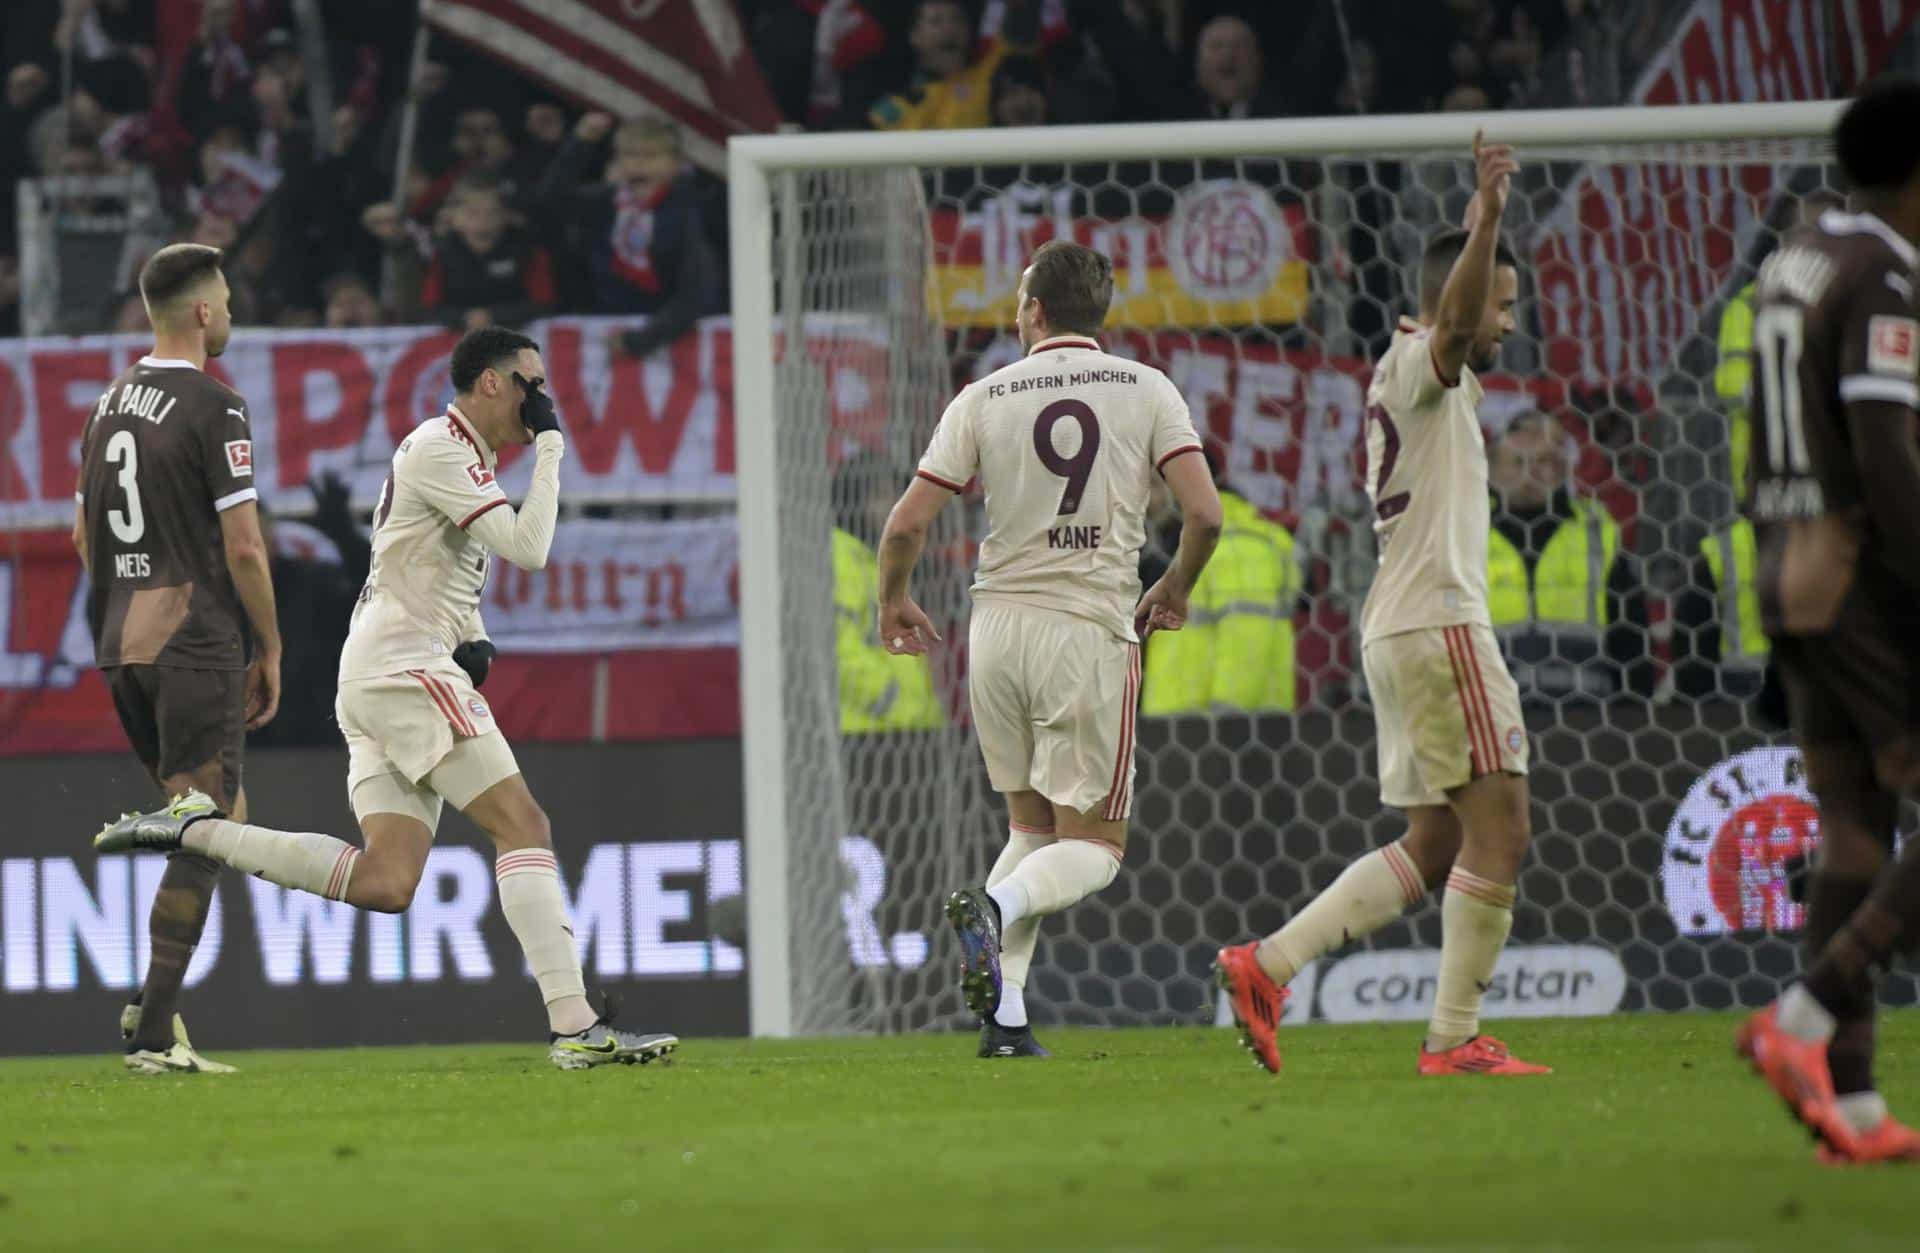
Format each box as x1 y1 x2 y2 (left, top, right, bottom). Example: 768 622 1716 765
2 1012 1915 1251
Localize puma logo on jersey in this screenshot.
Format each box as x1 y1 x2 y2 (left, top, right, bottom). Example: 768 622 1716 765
1047 524 1102 550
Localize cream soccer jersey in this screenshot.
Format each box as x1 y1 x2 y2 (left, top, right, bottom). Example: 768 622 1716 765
1360 317 1494 643
915 334 1203 641
338 405 556 683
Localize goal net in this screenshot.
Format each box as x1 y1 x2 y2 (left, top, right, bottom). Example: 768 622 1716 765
732 104 1919 1037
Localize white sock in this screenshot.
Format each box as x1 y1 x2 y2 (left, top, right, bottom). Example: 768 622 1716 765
987 837 1119 931
1425 867 1515 1053
1776 983 1837 1044
1256 841 1425 985
184 818 359 902
495 848 595 1035
989 824 1053 1028
1836 1091 1889 1134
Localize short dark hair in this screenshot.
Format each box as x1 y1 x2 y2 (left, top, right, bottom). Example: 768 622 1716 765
1025 240 1113 335
138 243 224 313
450 326 538 393
1836 78 1920 193
1418 228 1520 313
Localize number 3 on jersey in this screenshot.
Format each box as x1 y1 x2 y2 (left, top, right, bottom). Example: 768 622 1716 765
104 429 145 542
1034 399 1101 515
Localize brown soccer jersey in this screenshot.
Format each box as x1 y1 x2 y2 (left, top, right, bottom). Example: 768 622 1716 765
1746 210 1920 635
78 355 257 669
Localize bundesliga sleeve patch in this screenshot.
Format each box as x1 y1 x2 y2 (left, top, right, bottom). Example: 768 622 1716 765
1867 315 1918 378
225 440 253 476
467 463 496 488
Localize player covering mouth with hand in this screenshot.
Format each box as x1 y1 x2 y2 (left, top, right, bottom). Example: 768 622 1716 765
95 327 677 1071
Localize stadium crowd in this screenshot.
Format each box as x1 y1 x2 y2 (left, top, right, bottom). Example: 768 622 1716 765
3 0 1754 745
1 0 1671 337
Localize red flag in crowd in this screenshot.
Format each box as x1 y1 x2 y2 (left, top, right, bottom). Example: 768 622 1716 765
417 0 781 172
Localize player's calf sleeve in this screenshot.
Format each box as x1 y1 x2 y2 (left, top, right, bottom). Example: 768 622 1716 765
1255 841 1425 986
989 824 1054 1029
1804 873 1879 1095
987 837 1119 930
495 849 595 1035
184 819 359 902
130 853 220 1051
1426 867 1515 1052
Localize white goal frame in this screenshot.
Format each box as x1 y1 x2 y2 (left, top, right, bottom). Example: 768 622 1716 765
729 100 1843 1038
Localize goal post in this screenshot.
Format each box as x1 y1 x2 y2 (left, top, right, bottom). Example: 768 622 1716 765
731 101 1850 1039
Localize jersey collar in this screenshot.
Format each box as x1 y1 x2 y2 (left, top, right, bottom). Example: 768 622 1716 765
1027 335 1100 355
445 404 497 468
137 355 198 370
1820 208 1920 272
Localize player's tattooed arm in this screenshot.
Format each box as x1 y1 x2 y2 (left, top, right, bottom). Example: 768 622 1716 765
1431 131 1516 382
70 498 88 575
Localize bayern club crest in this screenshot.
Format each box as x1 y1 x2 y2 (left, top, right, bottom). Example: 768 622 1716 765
1661 746 1819 937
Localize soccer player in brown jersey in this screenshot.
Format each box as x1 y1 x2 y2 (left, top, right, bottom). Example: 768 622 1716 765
75 243 281 1073
1735 79 1920 1164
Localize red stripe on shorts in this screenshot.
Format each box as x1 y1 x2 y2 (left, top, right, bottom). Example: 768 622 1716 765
1441 628 1486 775
1104 642 1141 821
1453 625 1502 774
411 670 475 737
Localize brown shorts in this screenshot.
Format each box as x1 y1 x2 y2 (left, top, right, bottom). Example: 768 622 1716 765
1774 595 1920 790
105 665 246 804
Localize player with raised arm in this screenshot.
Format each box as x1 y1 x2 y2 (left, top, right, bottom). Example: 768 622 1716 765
1734 81 1920 1164
95 327 677 1070
877 240 1223 1058
76 243 278 1074
1214 134 1550 1077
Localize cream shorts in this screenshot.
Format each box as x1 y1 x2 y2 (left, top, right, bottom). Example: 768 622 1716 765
1364 622 1529 809
969 601 1141 820
336 667 521 830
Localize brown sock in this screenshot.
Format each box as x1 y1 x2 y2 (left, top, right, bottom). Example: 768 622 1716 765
1804 848 1920 1021
130 853 220 1052
1804 874 1878 1094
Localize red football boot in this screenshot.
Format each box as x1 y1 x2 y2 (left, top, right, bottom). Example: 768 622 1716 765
1816 1114 1920 1166
1214 943 1289 1074
1417 1034 1552 1076
1737 1003 1859 1155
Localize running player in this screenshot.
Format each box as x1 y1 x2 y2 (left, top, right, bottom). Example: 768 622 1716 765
877 240 1224 1058
77 243 279 1074
1734 80 1920 1164
1215 134 1551 1077
95 327 677 1070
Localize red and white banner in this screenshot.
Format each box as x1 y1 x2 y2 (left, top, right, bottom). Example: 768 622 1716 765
0 316 902 530
1531 0 1831 384
486 516 738 651
418 0 781 174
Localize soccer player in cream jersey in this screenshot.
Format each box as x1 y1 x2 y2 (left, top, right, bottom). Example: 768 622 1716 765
877 240 1224 1058
96 327 676 1070
1216 134 1551 1077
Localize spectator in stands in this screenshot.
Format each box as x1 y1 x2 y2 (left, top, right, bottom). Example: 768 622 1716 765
1181 16 1282 120
1141 448 1302 716
536 112 723 357
1487 412 1646 703
868 0 1038 131
1053 0 1184 123
409 174 557 330
991 53 1049 128
177 0 257 135
321 271 381 328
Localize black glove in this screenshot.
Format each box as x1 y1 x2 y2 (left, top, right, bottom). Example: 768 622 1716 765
452 639 496 688
514 372 559 436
